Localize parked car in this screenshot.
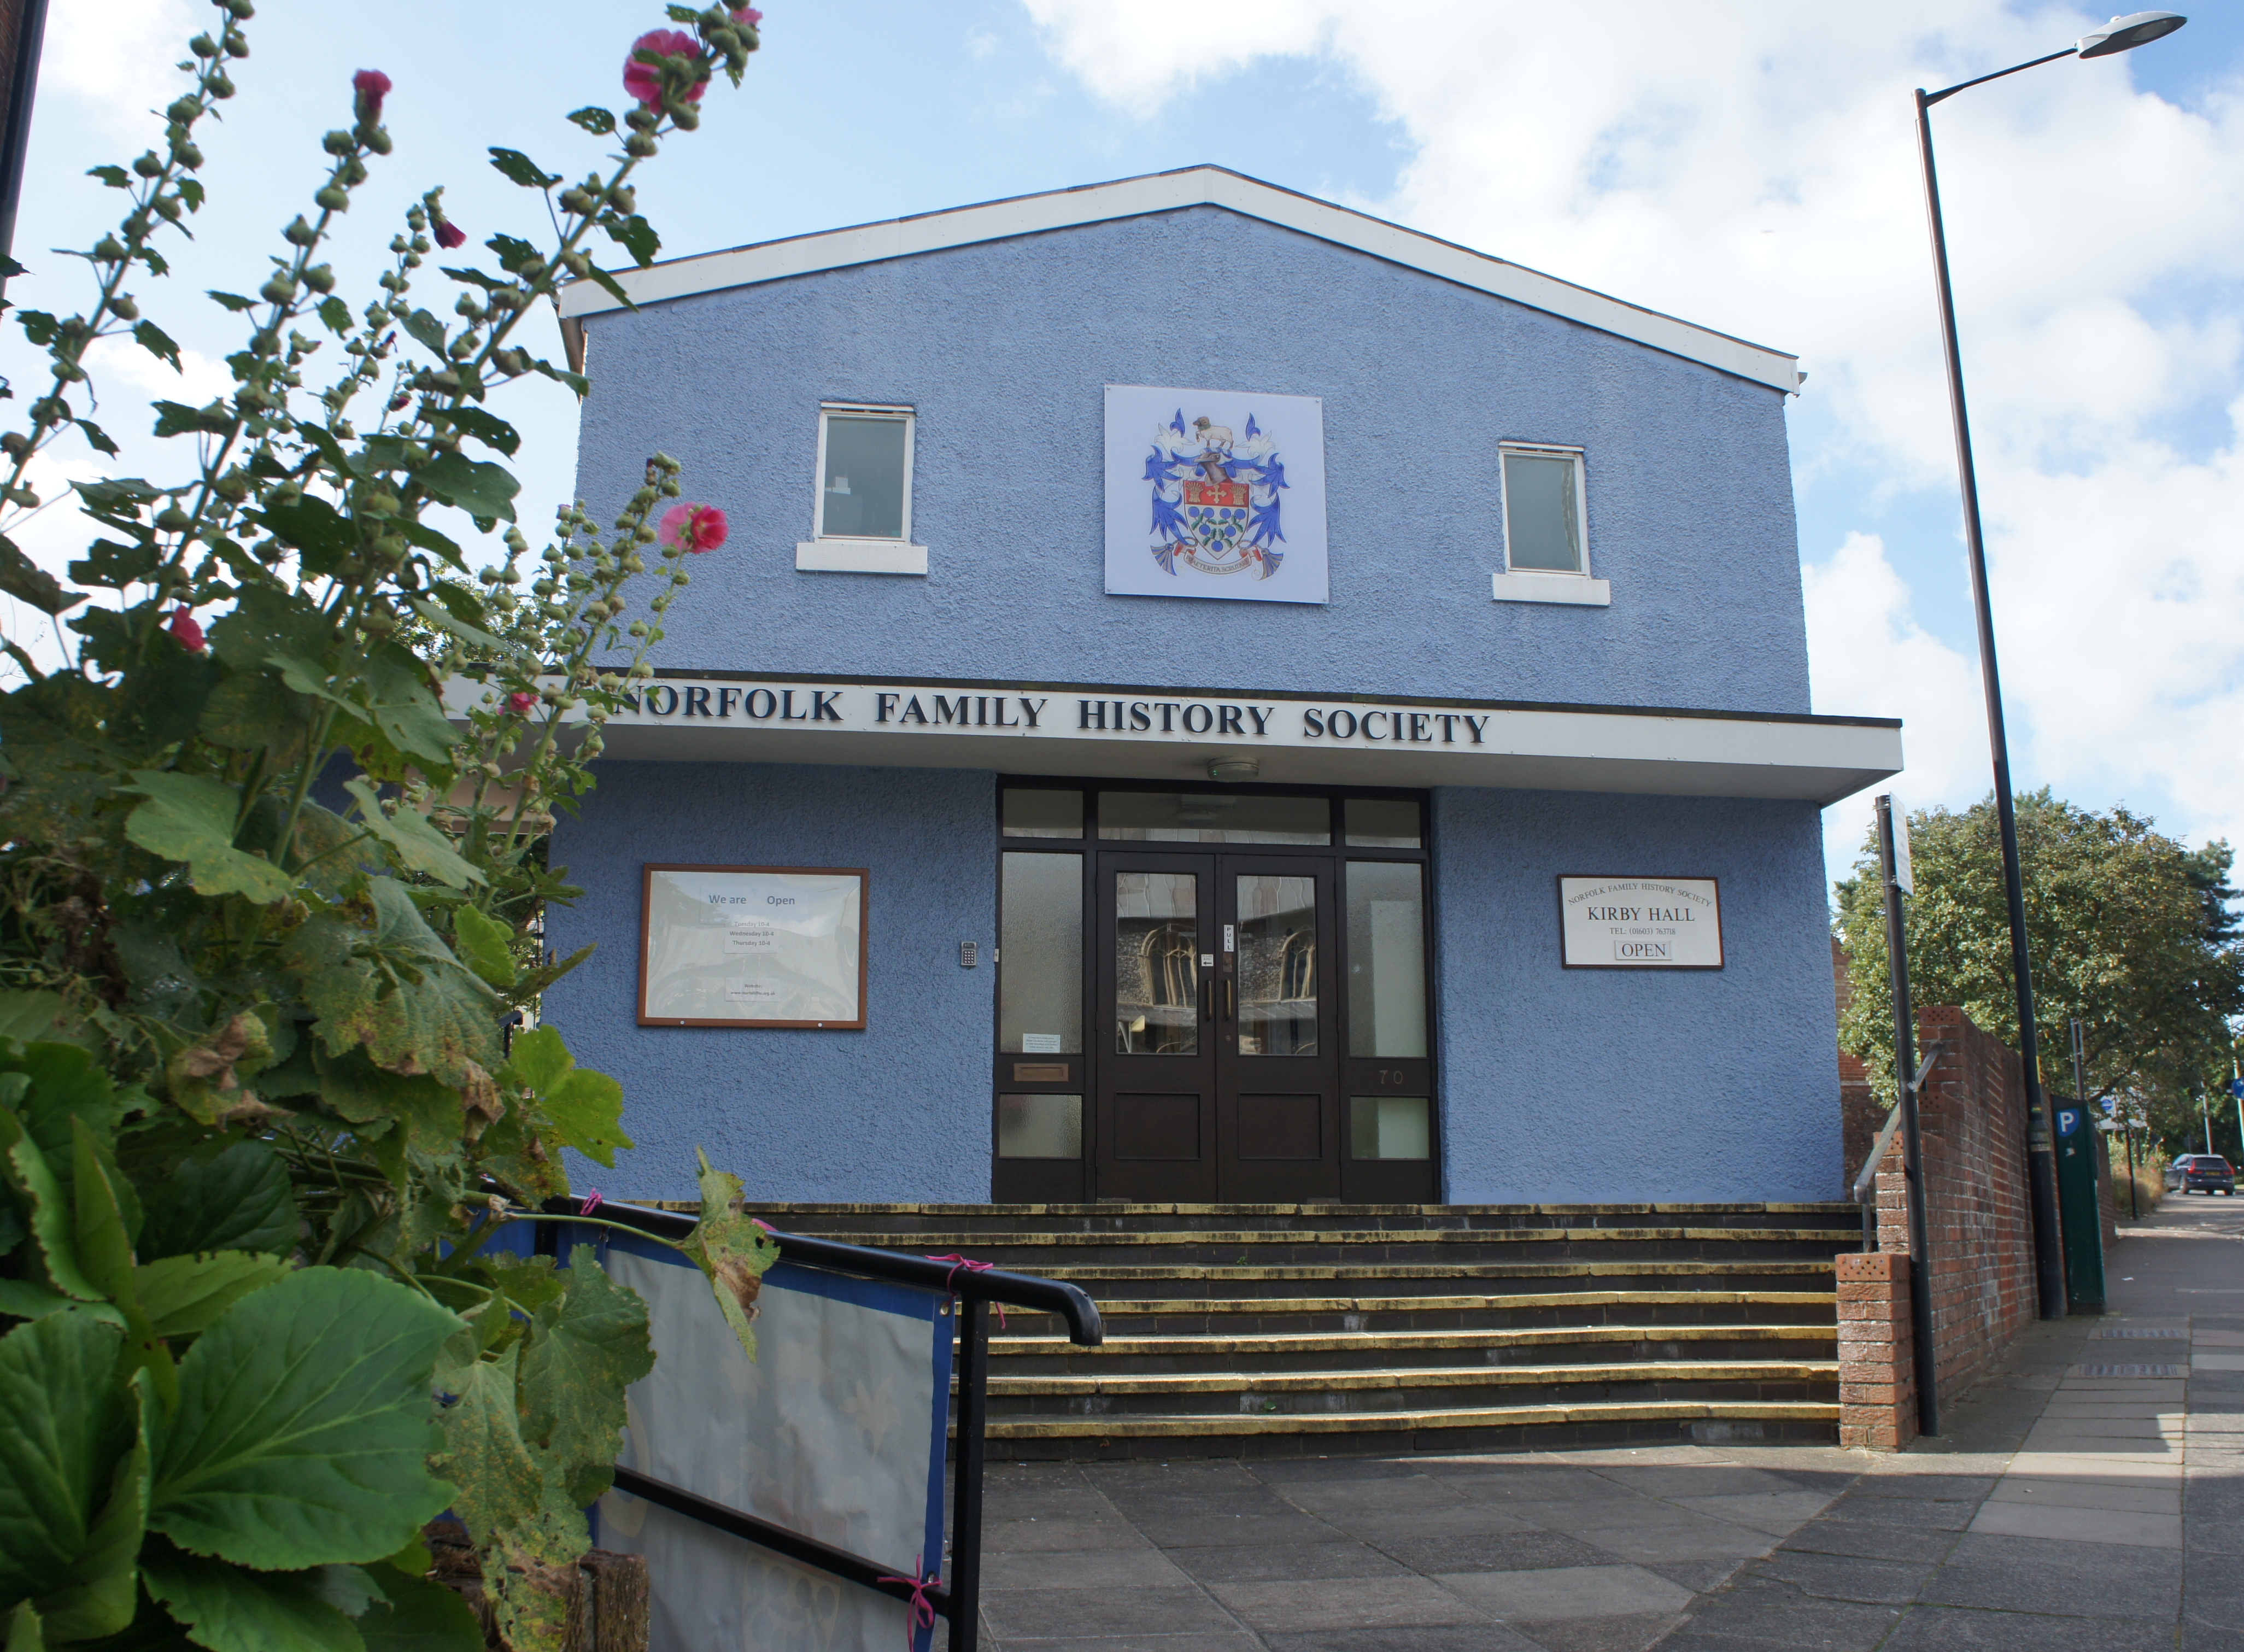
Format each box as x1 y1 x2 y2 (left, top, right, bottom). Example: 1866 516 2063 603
2170 1155 2237 1196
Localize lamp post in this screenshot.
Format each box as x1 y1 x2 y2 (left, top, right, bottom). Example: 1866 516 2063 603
1912 10 2186 1320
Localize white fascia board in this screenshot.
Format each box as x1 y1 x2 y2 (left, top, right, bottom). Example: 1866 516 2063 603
556 167 1803 394
460 673 1900 807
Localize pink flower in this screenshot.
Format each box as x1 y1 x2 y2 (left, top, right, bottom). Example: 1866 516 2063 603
167 607 206 653
352 69 391 123
433 216 466 250
505 691 537 716
624 28 705 107
658 502 727 553
732 7 763 25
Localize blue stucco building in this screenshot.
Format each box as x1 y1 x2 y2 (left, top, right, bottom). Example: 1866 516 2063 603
543 167 1900 1209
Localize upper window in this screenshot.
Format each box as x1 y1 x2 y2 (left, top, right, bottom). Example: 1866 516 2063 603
1500 444 1586 573
799 404 925 575
816 406 912 540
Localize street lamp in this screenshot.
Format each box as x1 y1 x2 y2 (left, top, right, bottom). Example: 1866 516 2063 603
1912 11 2187 1321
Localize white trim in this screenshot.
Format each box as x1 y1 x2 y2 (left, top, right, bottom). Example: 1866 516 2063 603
1492 571 1610 607
459 673 1901 806
558 167 1804 394
795 539 929 575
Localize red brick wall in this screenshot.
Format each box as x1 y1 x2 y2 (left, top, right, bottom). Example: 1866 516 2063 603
1863 1006 2039 1411
1836 1251 1915 1450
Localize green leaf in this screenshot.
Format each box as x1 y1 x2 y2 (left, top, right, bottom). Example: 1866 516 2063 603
205 291 257 314
87 165 129 188
132 322 183 373
133 1253 291 1340
681 1147 780 1361
133 1141 297 1262
0 540 84 618
0 1109 102 1300
519 1247 652 1505
0 1280 122 1326
565 106 616 136
74 418 119 458
0 1313 135 1612
530 359 589 398
360 646 462 770
149 1267 459 1569
442 404 518 458
120 772 293 905
451 905 514 989
485 148 560 190
437 266 506 293
141 1547 365 1652
402 595 511 656
69 1119 136 1302
398 309 447 361
342 778 484 891
315 296 352 337
483 234 538 274
415 453 518 523
541 1070 630 1170
17 310 57 347
481 1252 564 1317
196 671 313 766
352 1565 480 1652
430 1340 538 1543
600 213 660 270
34 1380 150 1642
68 536 162 590
177 178 204 213
285 879 501 1096
498 1026 569 1094
151 400 232 439
0 993 79 1047
206 583 333 672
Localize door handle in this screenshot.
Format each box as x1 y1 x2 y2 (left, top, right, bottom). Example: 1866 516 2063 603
1224 978 1235 1022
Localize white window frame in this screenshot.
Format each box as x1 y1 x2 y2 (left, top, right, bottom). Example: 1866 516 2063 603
1493 442 1609 607
797 402 927 576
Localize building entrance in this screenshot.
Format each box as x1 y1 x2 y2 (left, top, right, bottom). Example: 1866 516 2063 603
994 785 1436 1204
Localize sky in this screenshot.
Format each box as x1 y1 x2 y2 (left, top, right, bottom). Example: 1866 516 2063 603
5 0 2241 896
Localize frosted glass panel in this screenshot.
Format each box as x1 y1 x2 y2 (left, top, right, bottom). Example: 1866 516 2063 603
1503 451 1581 571
1351 1096 1431 1160
1099 792 1328 845
1346 861 1427 1057
1345 798 1421 847
999 853 1082 1055
1003 789 1083 839
998 1094 1083 1158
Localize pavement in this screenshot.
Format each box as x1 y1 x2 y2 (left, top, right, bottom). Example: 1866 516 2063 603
967 1190 2244 1651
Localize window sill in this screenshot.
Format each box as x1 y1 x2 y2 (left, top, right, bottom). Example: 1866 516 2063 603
1492 570 1610 607
796 538 928 575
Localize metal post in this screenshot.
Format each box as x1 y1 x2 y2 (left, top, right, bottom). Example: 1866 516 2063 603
948 1299 989 1652
1877 795 1939 1436
1913 88 2066 1320
2124 1110 2140 1221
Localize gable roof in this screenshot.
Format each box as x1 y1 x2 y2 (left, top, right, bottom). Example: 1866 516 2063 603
556 166 1802 394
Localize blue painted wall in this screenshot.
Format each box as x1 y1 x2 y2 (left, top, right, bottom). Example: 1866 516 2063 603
1429 787 1841 1203
573 205 1809 716
541 761 995 1204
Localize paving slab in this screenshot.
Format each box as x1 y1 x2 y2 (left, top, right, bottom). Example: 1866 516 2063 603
1985 1474 2178 1513
1209 1577 1487 1633
1965 1498 2183 1546
1438 1563 1692 1621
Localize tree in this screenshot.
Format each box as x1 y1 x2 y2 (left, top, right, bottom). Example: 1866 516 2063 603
0 8 777 1649
1835 791 2244 1129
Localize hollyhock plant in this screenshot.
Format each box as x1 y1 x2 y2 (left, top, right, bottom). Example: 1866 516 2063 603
433 215 466 249
352 68 390 122
659 501 728 552
506 690 538 715
167 607 206 652
625 28 706 106
734 7 763 24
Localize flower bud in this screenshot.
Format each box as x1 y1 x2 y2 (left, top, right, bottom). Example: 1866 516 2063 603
222 28 249 57
155 504 193 531
343 158 370 186
208 68 235 98
284 214 319 246
315 185 349 211
170 140 204 168
559 187 594 216
625 106 659 132
213 469 250 502
112 295 139 319
259 275 296 303
153 194 184 221
189 33 219 57
671 105 700 131
132 151 163 178
323 129 355 156
166 97 200 124
624 132 658 157
366 490 401 516
224 0 254 17
303 263 335 293
363 126 392 155
92 237 126 262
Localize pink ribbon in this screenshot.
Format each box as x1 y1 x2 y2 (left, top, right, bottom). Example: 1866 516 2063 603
579 1190 602 1216
925 1253 1004 1327
875 1557 938 1648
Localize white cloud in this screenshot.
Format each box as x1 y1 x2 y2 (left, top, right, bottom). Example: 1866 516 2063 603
1023 0 2244 868
44 0 198 144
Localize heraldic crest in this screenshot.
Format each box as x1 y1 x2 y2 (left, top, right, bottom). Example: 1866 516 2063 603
1143 408 1288 579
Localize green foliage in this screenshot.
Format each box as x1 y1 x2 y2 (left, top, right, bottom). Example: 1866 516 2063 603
0 4 771 1647
1836 792 2244 1137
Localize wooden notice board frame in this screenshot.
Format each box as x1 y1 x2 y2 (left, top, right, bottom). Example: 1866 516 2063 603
638 863 870 1029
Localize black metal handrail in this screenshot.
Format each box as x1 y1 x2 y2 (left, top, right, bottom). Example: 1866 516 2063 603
547 1198 1101 1652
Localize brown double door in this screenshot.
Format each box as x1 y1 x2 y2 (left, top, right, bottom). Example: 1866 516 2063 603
1094 852 1341 1202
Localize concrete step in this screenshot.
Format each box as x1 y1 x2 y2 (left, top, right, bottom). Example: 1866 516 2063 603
998 1288 1837 1337
987 1322 1835 1376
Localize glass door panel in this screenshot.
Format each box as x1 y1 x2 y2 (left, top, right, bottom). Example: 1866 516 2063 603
1345 860 1426 1057
1114 870 1199 1055
999 852 1082 1055
1235 874 1318 1056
